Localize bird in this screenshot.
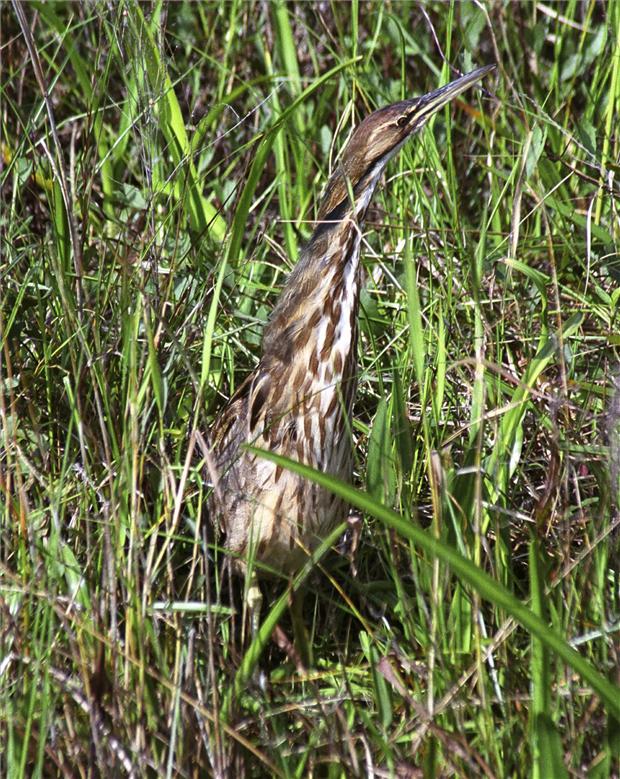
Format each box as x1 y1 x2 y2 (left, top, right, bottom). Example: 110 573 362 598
209 65 494 637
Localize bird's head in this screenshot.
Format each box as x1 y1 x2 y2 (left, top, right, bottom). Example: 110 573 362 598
316 65 494 222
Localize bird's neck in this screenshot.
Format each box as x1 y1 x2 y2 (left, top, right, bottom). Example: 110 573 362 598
261 165 384 369
260 221 360 375
261 225 364 379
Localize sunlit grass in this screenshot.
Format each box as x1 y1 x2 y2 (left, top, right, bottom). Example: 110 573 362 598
1 1 619 776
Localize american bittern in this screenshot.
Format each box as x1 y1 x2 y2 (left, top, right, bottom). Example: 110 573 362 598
210 65 493 633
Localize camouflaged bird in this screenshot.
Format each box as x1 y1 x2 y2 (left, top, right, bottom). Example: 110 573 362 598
209 66 493 585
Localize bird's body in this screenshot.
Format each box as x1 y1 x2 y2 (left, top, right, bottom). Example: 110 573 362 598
210 66 493 581
210 211 363 573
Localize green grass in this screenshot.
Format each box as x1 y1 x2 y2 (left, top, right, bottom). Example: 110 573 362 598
1 1 619 776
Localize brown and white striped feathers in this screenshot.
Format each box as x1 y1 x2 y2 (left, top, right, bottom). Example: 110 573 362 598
209 66 493 575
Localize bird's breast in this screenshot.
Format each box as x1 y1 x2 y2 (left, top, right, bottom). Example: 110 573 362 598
213 224 365 571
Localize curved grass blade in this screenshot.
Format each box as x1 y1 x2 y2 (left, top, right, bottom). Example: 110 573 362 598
248 446 620 720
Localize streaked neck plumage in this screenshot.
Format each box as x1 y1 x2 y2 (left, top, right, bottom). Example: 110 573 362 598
261 151 391 371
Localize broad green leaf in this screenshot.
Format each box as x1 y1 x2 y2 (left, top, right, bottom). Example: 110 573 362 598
525 126 547 181
360 631 393 729
536 714 569 779
367 397 392 503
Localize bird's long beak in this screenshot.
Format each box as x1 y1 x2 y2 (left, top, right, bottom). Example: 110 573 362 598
405 64 495 127
315 64 494 222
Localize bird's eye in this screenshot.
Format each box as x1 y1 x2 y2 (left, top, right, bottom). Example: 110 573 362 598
396 115 409 128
